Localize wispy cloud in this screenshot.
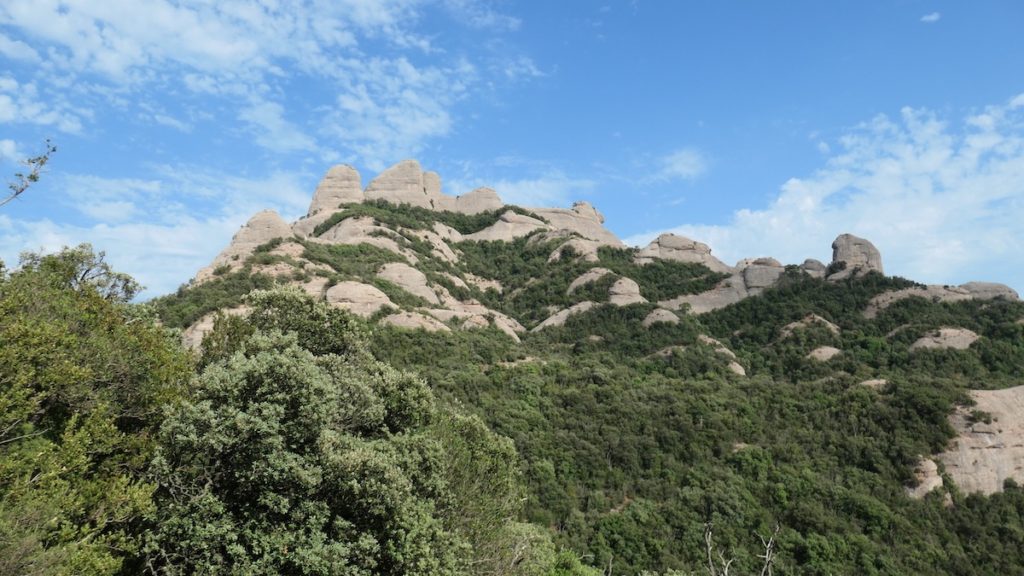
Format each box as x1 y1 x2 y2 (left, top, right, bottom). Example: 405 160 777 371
1 165 314 296
239 99 317 154
0 0 516 167
625 94 1024 291
653 148 708 182
920 12 941 24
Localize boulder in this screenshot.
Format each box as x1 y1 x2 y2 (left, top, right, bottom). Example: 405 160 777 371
325 281 394 317
642 308 680 327
807 346 841 362
308 164 362 216
381 311 451 332
567 268 613 295
801 258 827 278
938 384 1024 494
608 277 646 306
910 328 979 351
740 258 785 292
377 262 439 305
194 210 292 283
828 233 883 280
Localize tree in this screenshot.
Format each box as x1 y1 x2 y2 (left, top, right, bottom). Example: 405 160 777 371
0 245 191 574
146 288 564 575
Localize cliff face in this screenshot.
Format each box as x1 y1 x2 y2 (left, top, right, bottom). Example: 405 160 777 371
180 159 1024 498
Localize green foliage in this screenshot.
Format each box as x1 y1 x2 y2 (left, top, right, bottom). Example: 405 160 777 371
300 239 405 278
312 199 543 237
597 246 729 301
0 245 191 574
151 270 275 329
148 289 564 575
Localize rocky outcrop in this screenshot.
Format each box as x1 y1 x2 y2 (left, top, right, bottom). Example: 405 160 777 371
195 210 293 283
801 259 827 278
464 211 549 242
807 346 841 362
910 328 979 351
376 262 439 305
364 159 437 209
642 308 679 327
532 202 622 246
636 233 732 274
532 301 597 331
608 277 646 306
906 458 944 499
452 187 503 214
938 385 1024 494
859 378 888 390
864 283 1020 319
381 311 450 332
313 216 417 263
567 268 613 294
548 237 604 263
828 234 883 280
739 258 785 291
325 281 394 317
659 278 749 315
308 165 363 216
780 314 841 339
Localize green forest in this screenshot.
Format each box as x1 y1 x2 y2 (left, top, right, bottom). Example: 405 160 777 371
4 200 1024 575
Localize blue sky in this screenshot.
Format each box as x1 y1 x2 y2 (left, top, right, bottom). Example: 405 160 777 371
2 1 1023 297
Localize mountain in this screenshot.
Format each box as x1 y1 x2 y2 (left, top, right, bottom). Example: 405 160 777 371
154 160 1024 574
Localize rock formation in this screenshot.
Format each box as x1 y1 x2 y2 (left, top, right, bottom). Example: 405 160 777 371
938 385 1024 494
807 346 841 362
308 165 363 216
195 210 293 283
642 308 679 327
608 277 646 306
325 281 394 317
828 233 883 280
864 282 1020 319
910 328 979 351
636 233 732 273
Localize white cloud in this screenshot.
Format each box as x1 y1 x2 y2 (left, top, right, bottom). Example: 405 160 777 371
0 76 84 132
625 96 1024 292
920 12 941 23
152 113 192 132
653 148 708 182
0 166 315 296
239 99 317 153
1 0 493 167
0 138 20 161
324 56 475 169
0 32 38 61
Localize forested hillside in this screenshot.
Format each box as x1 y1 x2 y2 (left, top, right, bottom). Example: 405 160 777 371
5 161 1024 574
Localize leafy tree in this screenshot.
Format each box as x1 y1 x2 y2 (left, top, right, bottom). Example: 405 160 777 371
0 245 191 574
147 288 565 575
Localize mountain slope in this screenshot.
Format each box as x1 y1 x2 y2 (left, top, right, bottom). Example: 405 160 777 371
154 160 1024 575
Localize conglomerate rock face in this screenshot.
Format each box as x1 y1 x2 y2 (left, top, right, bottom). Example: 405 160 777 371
939 385 1024 495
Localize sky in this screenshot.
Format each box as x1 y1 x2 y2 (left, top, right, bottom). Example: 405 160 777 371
1 1 1023 297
